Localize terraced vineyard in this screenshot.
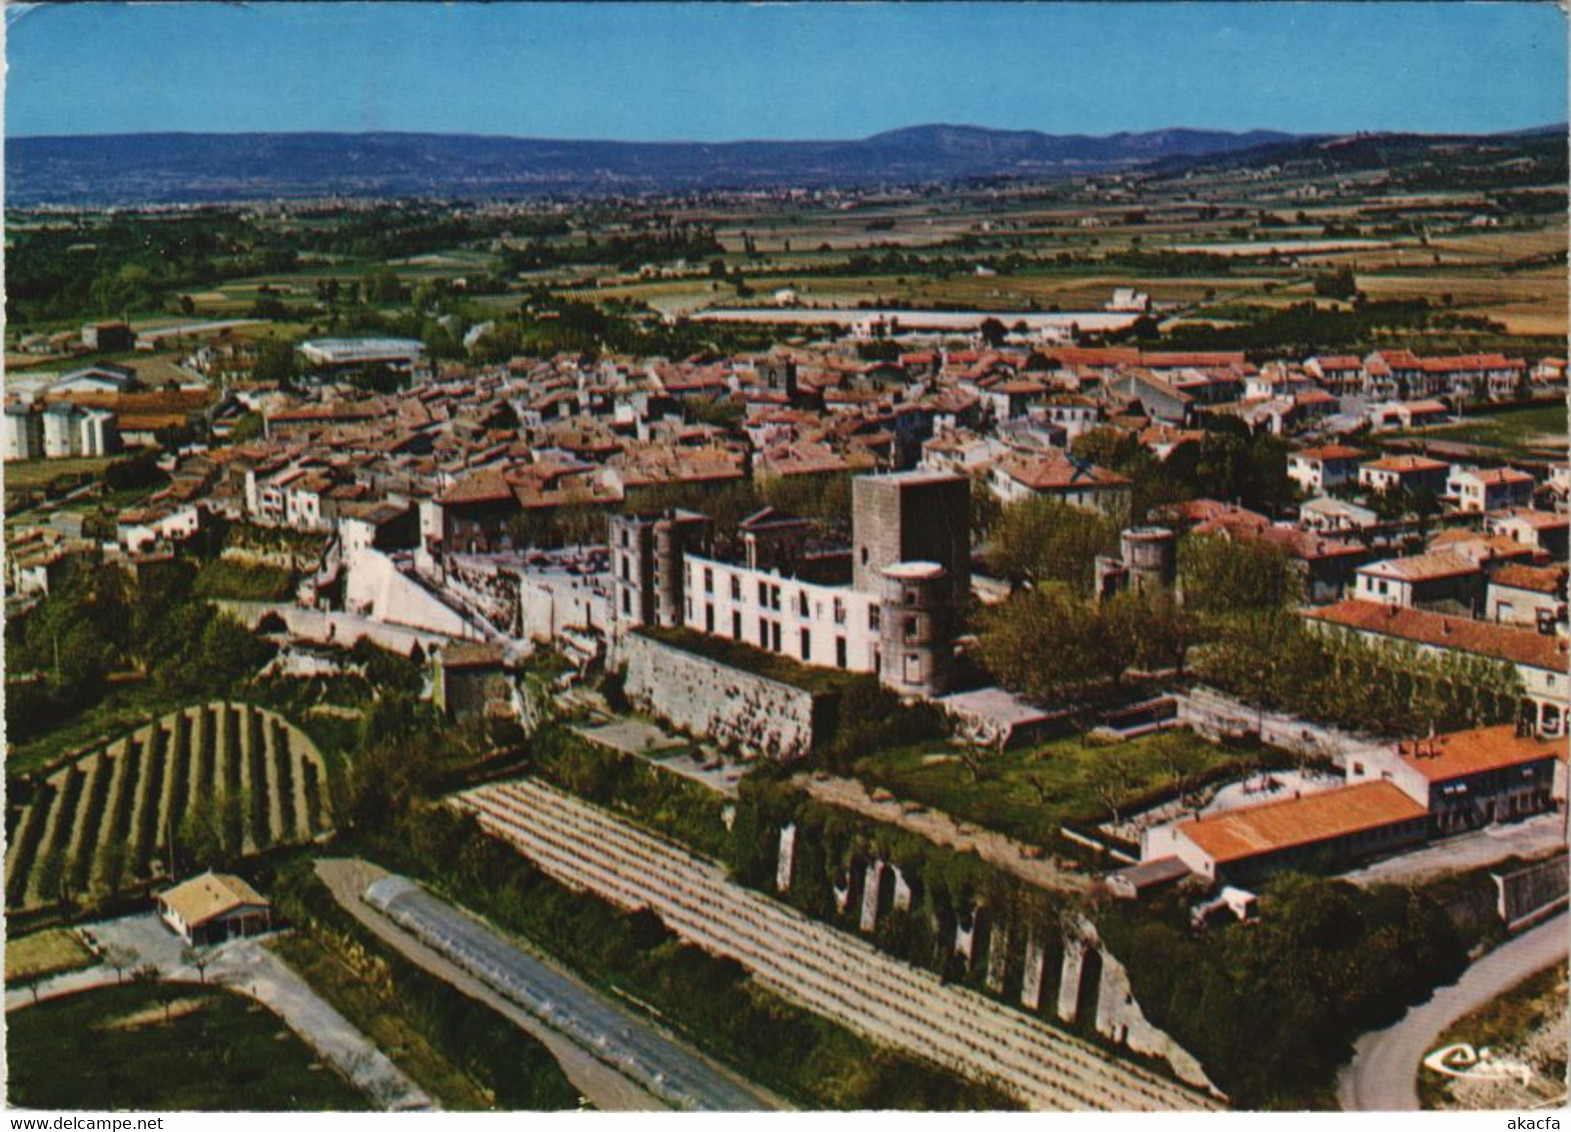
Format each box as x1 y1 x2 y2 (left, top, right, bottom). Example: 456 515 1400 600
6 702 332 912
455 778 1219 1112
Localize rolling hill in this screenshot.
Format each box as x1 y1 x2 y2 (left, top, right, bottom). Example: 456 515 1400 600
7 124 1298 205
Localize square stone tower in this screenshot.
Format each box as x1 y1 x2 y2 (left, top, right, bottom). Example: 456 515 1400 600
851 471 971 606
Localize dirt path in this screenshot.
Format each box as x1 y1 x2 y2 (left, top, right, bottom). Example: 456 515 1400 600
798 774 1092 895
314 857 667 1112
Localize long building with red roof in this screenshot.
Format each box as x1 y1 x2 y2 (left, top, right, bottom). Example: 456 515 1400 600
1304 599 1569 736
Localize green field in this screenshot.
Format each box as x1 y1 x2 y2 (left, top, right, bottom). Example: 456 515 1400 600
3 455 118 493
7 982 370 1111
1404 402 1568 457
853 728 1245 846
4 928 96 984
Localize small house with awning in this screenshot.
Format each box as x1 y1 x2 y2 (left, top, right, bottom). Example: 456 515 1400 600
157 872 273 945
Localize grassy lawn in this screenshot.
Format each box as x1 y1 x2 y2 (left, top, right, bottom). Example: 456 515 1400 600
266 934 496 1110
193 558 297 601
1419 960 1568 1110
5 929 96 984
3 455 118 492
7 982 370 1110
853 728 1247 846
1404 402 1568 457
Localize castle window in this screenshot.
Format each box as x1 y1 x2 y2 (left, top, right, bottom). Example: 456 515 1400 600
731 575 742 600
704 567 714 593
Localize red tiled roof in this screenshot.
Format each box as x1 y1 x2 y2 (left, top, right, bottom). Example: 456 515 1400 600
1305 599 1570 671
1294 445 1366 463
996 452 1130 491
1358 551 1479 582
1491 563 1568 595
1140 351 1248 369
1397 724 1561 783
1177 781 1425 865
439 467 514 506
1461 467 1535 486
1363 455 1449 473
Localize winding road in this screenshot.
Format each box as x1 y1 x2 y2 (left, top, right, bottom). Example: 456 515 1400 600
1338 911 1568 1111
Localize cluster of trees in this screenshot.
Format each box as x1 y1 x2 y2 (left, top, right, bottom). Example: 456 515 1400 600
1101 873 1469 1107
524 724 733 857
5 559 274 745
975 502 1300 707
500 221 723 274
1191 612 1522 736
1178 534 1302 621
464 294 775 364
285 205 545 261
974 586 1190 703
982 496 1121 590
8 214 294 325
1312 267 1359 300
819 677 947 770
1140 297 1516 359
980 490 1519 735
1069 417 1295 519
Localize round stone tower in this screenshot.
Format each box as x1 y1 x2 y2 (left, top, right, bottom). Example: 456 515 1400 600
878 561 952 698
1119 526 1177 594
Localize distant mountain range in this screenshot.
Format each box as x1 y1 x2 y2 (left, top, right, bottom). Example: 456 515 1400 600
6 124 1300 205
1147 125 1569 180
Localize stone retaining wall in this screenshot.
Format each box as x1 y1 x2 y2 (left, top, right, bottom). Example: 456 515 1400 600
620 632 822 760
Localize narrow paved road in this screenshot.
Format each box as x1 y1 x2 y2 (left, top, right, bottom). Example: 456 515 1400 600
1339 911 1568 1111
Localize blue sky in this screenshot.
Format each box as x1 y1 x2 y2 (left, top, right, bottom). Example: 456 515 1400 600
7 3 1566 139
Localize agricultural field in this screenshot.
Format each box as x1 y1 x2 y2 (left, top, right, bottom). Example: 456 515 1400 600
1393 402 1569 459
5 701 333 912
7 982 370 1111
4 927 97 984
3 455 120 493
852 728 1242 848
